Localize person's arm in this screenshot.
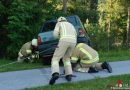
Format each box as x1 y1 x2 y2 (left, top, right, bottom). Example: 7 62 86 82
53 22 60 39
71 56 78 63
24 42 33 56
71 49 79 70
71 48 79 63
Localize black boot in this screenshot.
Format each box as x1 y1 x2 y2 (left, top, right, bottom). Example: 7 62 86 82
101 62 112 73
49 72 59 85
88 67 98 73
65 74 72 81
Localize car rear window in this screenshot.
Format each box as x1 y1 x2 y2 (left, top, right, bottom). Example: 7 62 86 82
42 21 56 32
41 16 78 32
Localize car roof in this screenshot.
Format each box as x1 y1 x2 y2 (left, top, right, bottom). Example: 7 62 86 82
44 15 80 27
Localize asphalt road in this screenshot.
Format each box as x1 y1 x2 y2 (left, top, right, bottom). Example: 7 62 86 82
0 60 130 90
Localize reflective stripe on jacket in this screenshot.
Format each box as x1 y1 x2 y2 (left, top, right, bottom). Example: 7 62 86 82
71 43 99 64
53 21 77 43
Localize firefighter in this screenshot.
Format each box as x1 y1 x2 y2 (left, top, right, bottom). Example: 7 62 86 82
71 43 112 73
17 38 39 63
49 16 77 85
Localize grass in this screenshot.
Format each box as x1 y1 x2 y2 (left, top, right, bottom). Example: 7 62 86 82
0 50 130 72
99 50 130 62
0 59 48 72
26 74 130 90
0 50 130 90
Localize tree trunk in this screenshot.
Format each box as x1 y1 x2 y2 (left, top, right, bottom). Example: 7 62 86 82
63 0 67 14
127 7 130 44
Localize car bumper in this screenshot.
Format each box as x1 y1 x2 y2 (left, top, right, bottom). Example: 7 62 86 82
38 37 90 57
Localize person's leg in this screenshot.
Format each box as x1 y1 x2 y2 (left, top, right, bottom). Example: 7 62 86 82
74 63 90 72
79 59 99 73
17 57 24 63
95 63 103 70
63 43 76 81
78 63 98 73
63 57 72 81
51 41 68 74
17 52 24 63
51 57 60 74
95 62 112 73
49 41 68 85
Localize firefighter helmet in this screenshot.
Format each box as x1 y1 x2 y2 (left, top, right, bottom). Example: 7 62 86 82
57 16 67 22
31 38 37 47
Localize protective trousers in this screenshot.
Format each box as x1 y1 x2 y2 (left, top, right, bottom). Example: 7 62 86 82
51 41 76 75
73 62 103 72
17 52 24 62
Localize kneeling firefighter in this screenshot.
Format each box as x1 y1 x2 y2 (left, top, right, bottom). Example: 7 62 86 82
71 43 112 73
17 38 39 63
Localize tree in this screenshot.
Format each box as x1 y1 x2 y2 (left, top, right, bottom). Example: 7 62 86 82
90 0 98 10
0 0 13 57
127 7 130 44
5 0 46 58
98 0 125 48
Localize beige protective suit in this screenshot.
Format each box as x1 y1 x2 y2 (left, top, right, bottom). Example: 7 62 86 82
71 43 103 72
51 17 77 75
17 41 32 62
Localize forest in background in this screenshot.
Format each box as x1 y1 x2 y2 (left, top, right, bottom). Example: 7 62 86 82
0 0 130 58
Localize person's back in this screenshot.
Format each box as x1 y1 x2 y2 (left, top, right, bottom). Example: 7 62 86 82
54 20 77 43
59 21 77 43
20 41 32 56
76 43 98 61
71 43 98 62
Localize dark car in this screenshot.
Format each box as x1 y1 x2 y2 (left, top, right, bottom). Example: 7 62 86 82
37 15 90 64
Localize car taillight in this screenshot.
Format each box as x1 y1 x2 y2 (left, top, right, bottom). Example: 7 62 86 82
79 28 85 37
38 36 42 45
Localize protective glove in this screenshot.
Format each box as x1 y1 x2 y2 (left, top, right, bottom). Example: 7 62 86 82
35 51 39 59
26 50 32 54
31 51 39 59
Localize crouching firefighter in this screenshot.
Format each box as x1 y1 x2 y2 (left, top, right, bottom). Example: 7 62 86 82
71 43 112 73
49 16 77 85
17 38 39 63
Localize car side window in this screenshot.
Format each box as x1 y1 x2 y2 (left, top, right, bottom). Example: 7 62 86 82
66 17 77 26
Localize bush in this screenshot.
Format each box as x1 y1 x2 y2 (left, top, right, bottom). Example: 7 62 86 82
84 23 109 51
6 0 44 58
84 20 127 51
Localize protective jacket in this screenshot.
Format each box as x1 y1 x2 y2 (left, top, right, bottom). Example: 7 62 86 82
19 41 32 57
53 21 77 43
71 43 99 65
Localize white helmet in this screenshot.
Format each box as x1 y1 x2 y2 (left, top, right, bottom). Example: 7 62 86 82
31 38 38 47
57 16 67 22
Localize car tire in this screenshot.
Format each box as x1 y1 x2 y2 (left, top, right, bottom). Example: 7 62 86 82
42 56 52 65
